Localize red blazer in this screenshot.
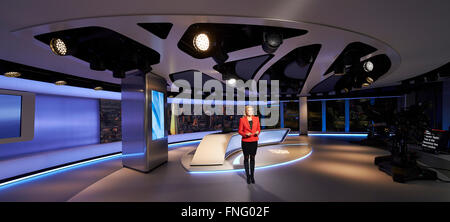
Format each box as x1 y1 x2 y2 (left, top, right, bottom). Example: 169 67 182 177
238 116 261 142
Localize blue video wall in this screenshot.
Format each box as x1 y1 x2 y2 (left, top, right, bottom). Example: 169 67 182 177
152 90 164 140
0 94 22 139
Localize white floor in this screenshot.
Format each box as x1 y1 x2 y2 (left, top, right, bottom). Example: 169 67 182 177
1 136 450 202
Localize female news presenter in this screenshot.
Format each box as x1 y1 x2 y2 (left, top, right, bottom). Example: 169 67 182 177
238 105 261 184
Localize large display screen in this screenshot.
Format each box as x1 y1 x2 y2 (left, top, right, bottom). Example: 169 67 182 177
0 94 22 139
151 90 164 140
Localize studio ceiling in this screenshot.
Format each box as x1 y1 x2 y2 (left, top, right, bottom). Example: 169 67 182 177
0 0 449 96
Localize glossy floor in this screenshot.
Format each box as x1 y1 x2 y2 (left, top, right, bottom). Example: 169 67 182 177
1 136 450 201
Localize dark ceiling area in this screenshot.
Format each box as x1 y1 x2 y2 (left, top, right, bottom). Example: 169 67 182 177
309 60 450 100
34 26 160 79
138 23 173 39
323 42 377 76
259 44 321 96
213 54 273 81
0 58 121 92
177 23 307 60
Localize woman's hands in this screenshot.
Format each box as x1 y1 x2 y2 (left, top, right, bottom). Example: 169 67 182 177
245 131 259 137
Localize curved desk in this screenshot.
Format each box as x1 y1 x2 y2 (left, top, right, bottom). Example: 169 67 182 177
190 128 290 166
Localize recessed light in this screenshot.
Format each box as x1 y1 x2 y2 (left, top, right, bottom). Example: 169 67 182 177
54 80 67 85
4 71 21 77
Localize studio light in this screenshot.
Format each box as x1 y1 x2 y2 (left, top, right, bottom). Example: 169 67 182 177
227 78 236 86
366 76 374 84
4 71 21 77
193 33 210 52
262 32 283 54
54 80 67 85
50 38 69 56
94 86 103 91
363 60 374 72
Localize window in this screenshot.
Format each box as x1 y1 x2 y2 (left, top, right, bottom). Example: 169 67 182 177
307 101 322 131
326 100 345 132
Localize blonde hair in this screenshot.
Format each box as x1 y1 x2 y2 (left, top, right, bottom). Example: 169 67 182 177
244 105 254 117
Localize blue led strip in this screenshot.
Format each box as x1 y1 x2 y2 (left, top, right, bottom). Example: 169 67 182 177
308 133 367 137
321 100 326 132
0 153 122 190
0 140 204 189
189 149 313 174
345 99 350 132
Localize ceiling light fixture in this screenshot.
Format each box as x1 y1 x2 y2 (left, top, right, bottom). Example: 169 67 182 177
54 80 67 85
4 71 21 77
363 60 374 72
262 32 283 54
227 78 236 86
49 38 70 56
193 33 210 52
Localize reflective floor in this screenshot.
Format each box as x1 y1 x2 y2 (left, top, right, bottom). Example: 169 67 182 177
181 141 312 173
1 136 450 202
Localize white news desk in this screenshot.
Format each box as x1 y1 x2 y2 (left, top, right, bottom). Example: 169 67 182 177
190 128 290 166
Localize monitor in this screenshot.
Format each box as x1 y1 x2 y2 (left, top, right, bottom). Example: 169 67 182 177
151 90 165 140
0 89 35 144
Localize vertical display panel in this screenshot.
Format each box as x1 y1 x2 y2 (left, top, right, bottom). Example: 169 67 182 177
152 90 165 140
0 94 22 139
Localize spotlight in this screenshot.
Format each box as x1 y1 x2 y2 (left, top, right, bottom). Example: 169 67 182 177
361 82 370 87
227 78 236 86
366 76 374 84
262 32 283 54
54 80 67 85
94 86 103 91
4 71 21 77
363 60 374 72
193 33 210 52
50 38 71 56
113 69 125 78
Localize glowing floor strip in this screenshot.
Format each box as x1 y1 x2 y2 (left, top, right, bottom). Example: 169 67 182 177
189 148 313 174
0 153 122 189
308 133 368 137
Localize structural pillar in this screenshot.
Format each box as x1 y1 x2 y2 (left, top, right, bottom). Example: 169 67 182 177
299 97 308 135
121 71 168 173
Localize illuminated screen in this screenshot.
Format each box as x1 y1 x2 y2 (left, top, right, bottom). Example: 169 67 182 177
0 94 22 139
152 90 164 140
